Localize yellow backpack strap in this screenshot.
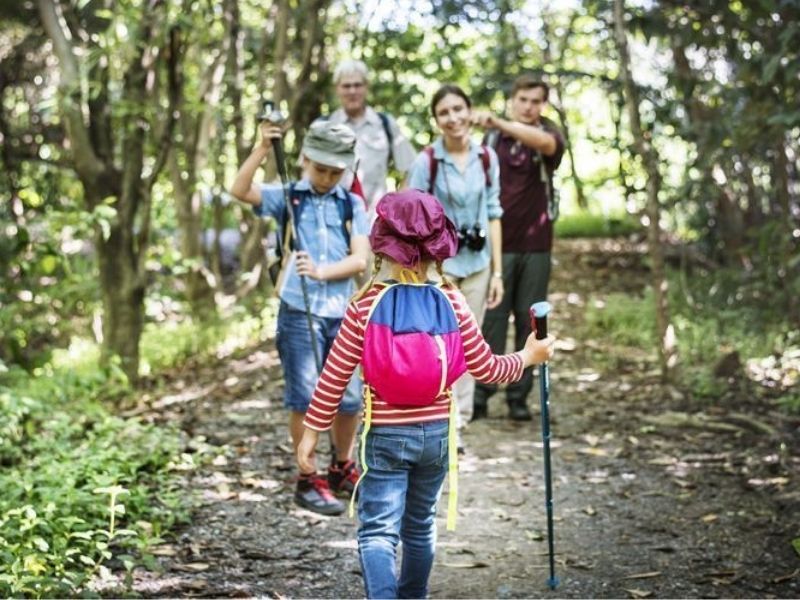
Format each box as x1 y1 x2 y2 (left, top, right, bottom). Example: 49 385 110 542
350 284 392 521
446 388 459 531
399 268 421 284
349 383 372 518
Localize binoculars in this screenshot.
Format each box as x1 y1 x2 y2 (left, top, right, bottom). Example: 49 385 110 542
457 223 487 252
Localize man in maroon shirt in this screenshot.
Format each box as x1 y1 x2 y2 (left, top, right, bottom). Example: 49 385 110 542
471 75 565 420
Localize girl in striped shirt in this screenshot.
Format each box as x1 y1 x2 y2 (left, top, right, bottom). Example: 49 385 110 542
297 189 554 599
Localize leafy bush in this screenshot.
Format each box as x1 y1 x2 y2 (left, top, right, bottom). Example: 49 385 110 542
0 304 271 597
0 355 197 597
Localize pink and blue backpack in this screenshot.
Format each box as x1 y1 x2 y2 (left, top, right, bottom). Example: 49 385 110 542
351 273 466 530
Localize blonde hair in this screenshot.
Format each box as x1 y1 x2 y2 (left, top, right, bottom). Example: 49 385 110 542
352 254 455 302
435 261 454 288
352 254 383 301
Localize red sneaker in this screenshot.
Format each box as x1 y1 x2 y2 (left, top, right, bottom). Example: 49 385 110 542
327 459 360 498
294 474 345 515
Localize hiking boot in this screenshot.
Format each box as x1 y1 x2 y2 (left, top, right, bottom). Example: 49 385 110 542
295 474 345 515
328 459 360 498
508 399 532 421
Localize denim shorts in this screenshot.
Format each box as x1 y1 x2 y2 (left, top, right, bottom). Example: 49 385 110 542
276 302 362 414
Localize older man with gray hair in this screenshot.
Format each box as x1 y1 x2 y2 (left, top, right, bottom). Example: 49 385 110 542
325 59 415 216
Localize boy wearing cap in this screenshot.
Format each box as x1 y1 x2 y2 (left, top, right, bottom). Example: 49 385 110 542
230 120 370 516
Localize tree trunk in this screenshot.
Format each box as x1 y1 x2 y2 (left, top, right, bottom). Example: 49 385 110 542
37 0 179 385
96 221 145 379
613 0 677 382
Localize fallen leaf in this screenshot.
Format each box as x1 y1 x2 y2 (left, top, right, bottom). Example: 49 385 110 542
673 479 695 489
584 434 600 446
578 447 608 457
175 562 210 572
623 588 653 598
150 545 177 556
583 506 597 516
184 579 208 590
701 513 718 523
623 571 661 580
525 529 545 541
441 561 489 569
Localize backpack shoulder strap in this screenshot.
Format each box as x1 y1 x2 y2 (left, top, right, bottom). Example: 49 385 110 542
479 145 491 188
424 146 437 194
339 192 355 248
276 183 300 260
484 128 501 150
377 112 394 164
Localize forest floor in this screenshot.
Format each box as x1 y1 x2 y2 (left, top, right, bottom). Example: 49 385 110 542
110 238 800 599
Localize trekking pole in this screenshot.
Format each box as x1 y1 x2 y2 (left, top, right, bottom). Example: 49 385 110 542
259 100 322 374
531 301 558 590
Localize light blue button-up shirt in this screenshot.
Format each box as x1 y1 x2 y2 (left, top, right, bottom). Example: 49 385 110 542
255 179 369 318
406 138 502 278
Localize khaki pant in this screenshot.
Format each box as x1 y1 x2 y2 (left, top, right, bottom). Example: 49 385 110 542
446 267 491 430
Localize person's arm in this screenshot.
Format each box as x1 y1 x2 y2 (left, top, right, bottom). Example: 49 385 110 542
229 122 281 206
297 299 365 473
486 218 503 309
294 191 371 280
472 111 557 156
295 234 369 281
485 148 504 309
451 289 554 382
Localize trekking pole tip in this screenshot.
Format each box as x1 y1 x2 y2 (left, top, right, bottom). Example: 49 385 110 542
547 575 559 590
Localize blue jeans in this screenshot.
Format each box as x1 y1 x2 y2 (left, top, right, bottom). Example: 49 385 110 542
276 302 361 414
357 420 449 599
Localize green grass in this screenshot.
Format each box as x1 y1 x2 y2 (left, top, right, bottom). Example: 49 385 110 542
555 211 641 239
582 273 794 401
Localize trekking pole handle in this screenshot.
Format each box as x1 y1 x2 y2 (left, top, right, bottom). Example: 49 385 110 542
258 100 288 180
530 301 551 341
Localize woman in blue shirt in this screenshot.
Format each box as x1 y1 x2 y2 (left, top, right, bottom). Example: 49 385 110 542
406 84 504 444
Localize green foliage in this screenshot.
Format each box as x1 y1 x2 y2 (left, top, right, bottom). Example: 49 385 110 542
139 304 271 375
0 356 202 596
583 266 794 401
584 290 656 350
555 211 641 239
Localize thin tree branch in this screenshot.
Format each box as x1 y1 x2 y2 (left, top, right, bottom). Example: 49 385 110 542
35 0 104 181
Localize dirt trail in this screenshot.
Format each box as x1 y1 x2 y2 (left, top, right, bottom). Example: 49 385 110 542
123 239 800 599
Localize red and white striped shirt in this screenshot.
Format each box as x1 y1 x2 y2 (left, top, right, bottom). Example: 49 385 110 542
303 282 526 432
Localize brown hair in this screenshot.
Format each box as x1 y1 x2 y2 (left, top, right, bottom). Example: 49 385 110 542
431 84 472 118
511 74 549 101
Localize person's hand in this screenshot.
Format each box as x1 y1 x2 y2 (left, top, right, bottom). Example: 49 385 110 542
259 122 283 149
470 111 496 129
522 333 556 367
296 428 321 474
295 251 324 280
487 275 503 309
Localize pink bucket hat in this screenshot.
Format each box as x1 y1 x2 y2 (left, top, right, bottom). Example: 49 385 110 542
369 189 459 267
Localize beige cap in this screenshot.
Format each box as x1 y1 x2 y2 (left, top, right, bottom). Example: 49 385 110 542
301 121 356 169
